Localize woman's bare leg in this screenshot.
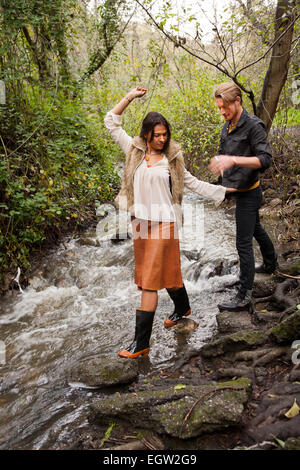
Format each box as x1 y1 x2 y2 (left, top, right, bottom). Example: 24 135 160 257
141 289 158 312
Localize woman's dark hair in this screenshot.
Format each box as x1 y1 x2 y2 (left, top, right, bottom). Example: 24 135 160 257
139 111 171 150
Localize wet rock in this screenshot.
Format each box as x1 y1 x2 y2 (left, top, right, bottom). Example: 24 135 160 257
170 318 199 334
182 249 204 261
89 377 252 439
255 311 280 324
104 248 134 267
253 273 277 297
200 329 268 358
286 259 300 276
206 260 224 278
77 237 100 247
28 275 50 291
269 311 300 344
186 257 238 282
68 356 139 389
216 311 255 334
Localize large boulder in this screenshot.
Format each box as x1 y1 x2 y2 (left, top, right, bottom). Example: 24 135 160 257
68 356 139 389
270 311 300 344
200 329 268 358
216 311 255 334
253 273 277 297
89 377 252 439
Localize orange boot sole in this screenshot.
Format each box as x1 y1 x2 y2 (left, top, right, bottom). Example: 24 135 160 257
164 309 191 328
118 347 150 359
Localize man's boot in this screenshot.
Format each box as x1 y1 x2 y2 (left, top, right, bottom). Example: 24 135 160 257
255 254 278 274
164 285 191 328
217 289 254 314
118 309 155 358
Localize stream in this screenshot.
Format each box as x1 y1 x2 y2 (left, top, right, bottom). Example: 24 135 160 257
0 191 279 449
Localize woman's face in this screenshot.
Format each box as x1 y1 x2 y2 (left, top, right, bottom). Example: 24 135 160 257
146 124 168 152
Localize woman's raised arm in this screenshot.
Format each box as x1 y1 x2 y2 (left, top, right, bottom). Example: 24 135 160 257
111 87 147 115
104 87 147 155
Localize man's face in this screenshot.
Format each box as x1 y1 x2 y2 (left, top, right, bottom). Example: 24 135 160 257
216 97 241 122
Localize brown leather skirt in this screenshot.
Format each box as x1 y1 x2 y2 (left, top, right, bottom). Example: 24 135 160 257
131 217 183 291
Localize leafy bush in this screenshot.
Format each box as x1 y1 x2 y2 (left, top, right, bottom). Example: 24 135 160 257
0 89 120 276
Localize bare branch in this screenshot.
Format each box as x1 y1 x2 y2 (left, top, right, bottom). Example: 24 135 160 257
235 12 300 76
134 0 230 75
134 0 257 111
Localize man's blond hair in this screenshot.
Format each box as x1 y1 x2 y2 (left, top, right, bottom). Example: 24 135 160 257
215 82 243 104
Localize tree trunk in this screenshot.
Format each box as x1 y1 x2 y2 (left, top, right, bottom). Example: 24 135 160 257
256 0 296 133
78 0 121 87
22 26 52 86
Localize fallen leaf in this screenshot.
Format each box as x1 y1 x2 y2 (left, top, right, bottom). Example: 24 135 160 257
285 399 300 419
174 384 186 392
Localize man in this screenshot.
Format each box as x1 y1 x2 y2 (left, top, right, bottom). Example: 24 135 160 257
209 82 278 312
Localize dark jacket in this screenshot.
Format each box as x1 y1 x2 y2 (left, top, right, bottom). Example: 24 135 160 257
219 109 272 189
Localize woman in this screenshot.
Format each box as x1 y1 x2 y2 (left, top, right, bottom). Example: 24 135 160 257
105 87 236 359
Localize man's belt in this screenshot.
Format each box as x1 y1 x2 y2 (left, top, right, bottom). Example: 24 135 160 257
236 180 260 192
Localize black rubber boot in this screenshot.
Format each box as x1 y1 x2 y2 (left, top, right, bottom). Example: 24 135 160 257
164 285 191 328
118 309 155 358
218 289 254 314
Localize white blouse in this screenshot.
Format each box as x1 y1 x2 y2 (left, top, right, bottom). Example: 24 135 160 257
104 111 226 222
134 156 176 221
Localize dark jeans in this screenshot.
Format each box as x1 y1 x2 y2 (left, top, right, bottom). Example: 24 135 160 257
234 186 276 292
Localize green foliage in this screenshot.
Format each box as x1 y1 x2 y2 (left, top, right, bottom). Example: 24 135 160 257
0 0 124 279
273 107 300 126
0 91 120 274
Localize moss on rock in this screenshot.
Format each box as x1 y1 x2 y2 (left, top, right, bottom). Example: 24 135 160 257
270 311 300 344
68 356 139 388
200 329 268 357
89 378 252 439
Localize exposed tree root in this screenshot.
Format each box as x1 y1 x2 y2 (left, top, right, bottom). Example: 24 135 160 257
254 279 299 319
253 347 289 367
276 270 300 280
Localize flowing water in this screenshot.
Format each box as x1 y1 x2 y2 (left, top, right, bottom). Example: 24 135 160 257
0 192 278 449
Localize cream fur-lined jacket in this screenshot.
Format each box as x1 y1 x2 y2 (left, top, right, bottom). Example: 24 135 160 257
104 111 226 226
